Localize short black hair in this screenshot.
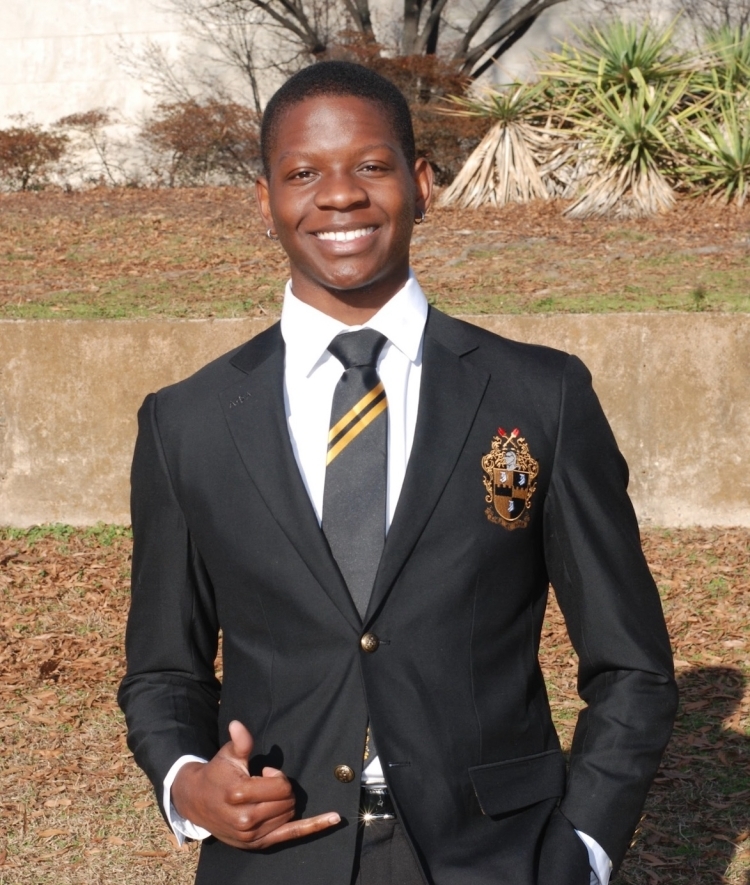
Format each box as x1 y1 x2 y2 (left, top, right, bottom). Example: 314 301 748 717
260 61 416 177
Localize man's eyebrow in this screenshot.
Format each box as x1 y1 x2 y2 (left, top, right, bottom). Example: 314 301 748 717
276 143 399 163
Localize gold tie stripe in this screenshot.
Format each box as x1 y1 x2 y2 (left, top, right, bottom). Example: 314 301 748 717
326 381 387 465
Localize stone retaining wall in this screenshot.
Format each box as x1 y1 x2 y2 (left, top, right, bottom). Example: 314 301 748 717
1 315 748 526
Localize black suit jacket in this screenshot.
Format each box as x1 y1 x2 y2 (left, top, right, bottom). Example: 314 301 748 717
119 308 677 885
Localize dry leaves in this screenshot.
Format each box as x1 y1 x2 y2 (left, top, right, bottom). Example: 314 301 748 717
0 525 748 883
0 527 198 884
0 187 748 318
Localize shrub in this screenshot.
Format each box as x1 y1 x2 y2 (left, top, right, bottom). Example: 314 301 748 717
56 109 118 184
0 117 69 191
698 25 750 95
409 105 488 186
544 18 696 101
563 79 698 218
682 27 750 206
683 95 750 206
141 99 261 186
439 82 557 208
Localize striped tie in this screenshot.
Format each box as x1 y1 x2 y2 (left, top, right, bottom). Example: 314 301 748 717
322 329 388 619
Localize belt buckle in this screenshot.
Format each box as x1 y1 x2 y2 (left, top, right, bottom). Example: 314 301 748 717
360 786 397 823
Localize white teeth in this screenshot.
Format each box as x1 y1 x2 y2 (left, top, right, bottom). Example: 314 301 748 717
316 227 375 241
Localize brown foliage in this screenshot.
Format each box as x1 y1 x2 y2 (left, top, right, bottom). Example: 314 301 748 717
56 110 112 133
0 119 68 191
333 40 469 104
141 100 261 186
327 38 491 185
55 110 119 185
410 105 488 186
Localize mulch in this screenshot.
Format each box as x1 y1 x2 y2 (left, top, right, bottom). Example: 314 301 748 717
0 526 748 883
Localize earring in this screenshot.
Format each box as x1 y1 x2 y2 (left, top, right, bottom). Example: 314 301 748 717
414 210 426 225
266 229 278 240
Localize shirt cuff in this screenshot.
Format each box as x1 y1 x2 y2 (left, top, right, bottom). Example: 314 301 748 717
575 830 612 885
163 755 212 844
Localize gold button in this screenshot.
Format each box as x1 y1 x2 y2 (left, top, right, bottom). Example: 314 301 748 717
334 764 355 783
360 633 380 653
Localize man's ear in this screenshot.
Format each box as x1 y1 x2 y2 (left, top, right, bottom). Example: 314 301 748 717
414 157 434 215
255 176 274 232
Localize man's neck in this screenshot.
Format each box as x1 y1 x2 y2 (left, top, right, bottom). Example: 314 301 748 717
288 270 409 326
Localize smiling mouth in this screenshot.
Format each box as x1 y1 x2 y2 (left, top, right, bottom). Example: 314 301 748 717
314 227 376 242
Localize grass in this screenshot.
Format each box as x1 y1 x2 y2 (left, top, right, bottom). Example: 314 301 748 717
1 188 748 319
0 525 748 884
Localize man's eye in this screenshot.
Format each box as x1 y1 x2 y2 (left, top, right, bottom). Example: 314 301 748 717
290 170 314 180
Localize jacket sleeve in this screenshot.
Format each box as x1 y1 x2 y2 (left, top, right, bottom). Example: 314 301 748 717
118 393 221 816
543 355 678 873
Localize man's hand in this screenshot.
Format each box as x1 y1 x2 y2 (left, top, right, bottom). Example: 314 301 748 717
171 720 341 849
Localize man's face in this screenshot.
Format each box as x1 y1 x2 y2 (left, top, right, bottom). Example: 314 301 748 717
256 94 432 318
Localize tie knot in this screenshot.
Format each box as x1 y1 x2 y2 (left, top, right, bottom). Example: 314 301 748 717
328 329 387 370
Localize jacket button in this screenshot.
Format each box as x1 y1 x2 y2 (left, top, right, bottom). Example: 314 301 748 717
360 633 380 653
334 764 355 783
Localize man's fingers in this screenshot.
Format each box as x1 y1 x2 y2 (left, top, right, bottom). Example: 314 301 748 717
226 720 254 766
233 805 296 841
225 771 295 806
247 812 341 848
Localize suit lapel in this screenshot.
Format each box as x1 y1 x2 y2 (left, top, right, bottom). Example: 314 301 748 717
365 311 490 623
220 324 361 631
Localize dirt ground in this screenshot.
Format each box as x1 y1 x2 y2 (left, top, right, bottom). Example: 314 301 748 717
0 525 748 884
1 187 748 318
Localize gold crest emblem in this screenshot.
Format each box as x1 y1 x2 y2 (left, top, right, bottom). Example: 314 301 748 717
482 427 539 529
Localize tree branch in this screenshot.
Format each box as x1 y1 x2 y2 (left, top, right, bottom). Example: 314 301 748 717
455 0 568 74
468 14 536 79
342 0 375 39
226 0 327 55
402 0 426 55
413 0 452 54
453 0 504 59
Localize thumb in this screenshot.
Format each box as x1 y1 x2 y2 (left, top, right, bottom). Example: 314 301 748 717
223 719 254 771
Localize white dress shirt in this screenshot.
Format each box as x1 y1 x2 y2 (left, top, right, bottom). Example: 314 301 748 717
162 273 611 885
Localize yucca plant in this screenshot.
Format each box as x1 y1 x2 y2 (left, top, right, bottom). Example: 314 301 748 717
438 81 562 208
538 20 706 218
682 96 750 206
699 25 750 95
564 80 698 218
544 18 697 102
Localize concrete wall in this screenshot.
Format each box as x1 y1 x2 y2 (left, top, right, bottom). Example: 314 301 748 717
0 0 184 123
1 315 748 527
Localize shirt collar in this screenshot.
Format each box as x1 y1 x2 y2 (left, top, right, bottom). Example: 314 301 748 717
280 271 428 377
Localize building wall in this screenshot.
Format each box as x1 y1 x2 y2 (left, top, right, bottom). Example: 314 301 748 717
0 0 590 127
0 0 186 124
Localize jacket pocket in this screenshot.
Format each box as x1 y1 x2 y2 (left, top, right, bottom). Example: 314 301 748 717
468 749 566 817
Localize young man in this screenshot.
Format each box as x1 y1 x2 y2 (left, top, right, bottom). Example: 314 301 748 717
119 62 677 885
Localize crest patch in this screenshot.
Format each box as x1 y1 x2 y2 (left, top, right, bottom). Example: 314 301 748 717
482 427 539 530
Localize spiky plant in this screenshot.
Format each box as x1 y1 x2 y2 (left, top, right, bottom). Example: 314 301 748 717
438 81 563 208
682 96 750 206
544 18 697 102
699 25 750 95
564 80 697 218
538 20 704 218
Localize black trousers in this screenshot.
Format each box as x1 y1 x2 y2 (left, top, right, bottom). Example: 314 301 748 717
351 820 425 885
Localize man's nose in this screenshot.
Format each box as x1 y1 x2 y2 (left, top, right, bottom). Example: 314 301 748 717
314 172 369 210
